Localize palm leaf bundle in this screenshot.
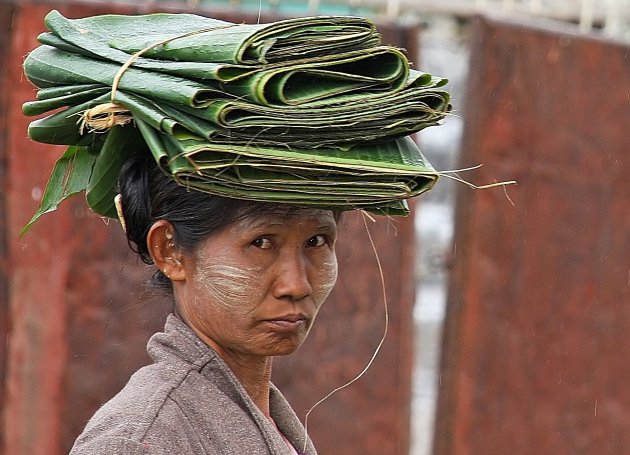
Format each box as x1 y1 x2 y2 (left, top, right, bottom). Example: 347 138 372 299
21 10 451 233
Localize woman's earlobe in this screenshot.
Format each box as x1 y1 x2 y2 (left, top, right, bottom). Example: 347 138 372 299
147 220 187 282
167 255 186 281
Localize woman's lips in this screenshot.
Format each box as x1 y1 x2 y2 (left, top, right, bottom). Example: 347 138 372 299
263 314 308 332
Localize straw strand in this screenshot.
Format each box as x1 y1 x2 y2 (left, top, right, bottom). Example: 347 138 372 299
300 211 389 453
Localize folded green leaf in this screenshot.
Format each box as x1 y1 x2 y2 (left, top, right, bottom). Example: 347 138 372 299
24 46 222 107
127 125 437 215
23 85 109 116
43 10 378 65
27 94 111 145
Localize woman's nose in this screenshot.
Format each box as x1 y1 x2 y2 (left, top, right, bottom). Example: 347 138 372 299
272 252 312 301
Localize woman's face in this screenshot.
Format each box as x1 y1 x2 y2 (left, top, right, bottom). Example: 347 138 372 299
174 208 338 359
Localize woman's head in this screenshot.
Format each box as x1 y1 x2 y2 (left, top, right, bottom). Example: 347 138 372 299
118 154 339 356
118 153 302 291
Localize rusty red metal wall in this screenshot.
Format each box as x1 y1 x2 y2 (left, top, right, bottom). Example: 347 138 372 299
434 16 630 455
0 2 417 454
0 4 15 454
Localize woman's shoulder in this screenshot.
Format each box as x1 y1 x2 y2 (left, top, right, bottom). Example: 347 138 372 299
70 362 211 454
69 434 150 455
70 315 277 454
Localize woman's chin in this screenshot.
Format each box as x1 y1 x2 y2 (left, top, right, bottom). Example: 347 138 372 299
259 335 306 357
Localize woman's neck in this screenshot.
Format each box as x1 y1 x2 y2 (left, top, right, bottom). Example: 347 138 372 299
173 309 274 416
220 350 274 417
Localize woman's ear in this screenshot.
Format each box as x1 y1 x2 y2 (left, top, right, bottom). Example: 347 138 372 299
146 220 187 282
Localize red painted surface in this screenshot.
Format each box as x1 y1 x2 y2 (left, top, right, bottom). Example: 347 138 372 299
435 16 630 455
0 4 15 454
0 2 417 454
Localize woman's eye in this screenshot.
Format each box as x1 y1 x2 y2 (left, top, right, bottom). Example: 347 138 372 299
306 235 327 248
251 238 272 249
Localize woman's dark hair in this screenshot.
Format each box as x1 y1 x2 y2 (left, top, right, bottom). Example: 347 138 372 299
117 153 340 292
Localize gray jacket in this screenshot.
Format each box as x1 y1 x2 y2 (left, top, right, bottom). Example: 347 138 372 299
70 315 316 454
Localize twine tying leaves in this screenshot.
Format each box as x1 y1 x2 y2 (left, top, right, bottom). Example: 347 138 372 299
78 24 236 133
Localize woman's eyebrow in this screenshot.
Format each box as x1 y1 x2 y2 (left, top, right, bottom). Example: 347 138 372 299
316 221 337 231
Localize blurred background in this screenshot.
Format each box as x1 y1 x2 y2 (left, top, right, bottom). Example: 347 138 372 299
1 0 629 454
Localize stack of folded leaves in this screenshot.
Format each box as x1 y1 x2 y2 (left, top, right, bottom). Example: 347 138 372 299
22 9 451 231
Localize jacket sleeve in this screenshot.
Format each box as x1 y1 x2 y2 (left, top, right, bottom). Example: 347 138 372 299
70 436 149 455
70 399 206 455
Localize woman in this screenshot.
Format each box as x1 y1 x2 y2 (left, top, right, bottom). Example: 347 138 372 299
20 11 452 454
70 154 336 454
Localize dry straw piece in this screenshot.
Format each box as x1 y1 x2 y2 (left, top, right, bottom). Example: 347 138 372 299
79 23 237 133
79 102 133 133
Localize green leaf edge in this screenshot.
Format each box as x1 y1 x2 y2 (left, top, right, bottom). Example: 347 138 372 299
19 145 97 237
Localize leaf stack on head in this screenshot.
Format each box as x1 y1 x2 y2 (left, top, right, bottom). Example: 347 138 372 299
21 10 452 234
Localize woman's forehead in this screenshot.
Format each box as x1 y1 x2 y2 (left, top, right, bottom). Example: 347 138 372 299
235 207 337 230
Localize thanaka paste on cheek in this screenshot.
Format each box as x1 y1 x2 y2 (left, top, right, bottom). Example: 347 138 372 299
194 251 263 311
311 259 338 305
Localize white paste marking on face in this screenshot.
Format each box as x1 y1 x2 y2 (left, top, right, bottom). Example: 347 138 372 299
312 258 338 305
194 256 262 311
